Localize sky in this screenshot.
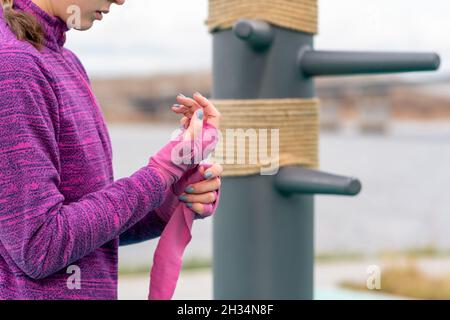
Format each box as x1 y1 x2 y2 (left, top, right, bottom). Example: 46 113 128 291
65 0 450 79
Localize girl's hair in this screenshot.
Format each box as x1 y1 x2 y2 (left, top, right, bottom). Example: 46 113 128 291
1 0 45 49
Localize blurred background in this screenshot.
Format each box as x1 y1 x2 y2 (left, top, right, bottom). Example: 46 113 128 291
65 0 450 299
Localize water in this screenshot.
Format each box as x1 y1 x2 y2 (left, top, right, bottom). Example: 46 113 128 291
109 121 450 268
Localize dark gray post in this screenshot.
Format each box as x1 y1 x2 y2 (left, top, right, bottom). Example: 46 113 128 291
211 19 440 300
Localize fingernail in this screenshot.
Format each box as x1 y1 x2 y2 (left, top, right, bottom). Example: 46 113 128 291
179 125 186 130
204 171 213 179
185 186 195 193
173 104 181 108
197 109 204 120
187 203 193 208
178 93 186 98
194 91 202 97
179 195 188 201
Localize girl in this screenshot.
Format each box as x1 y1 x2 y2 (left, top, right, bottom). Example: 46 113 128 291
0 0 222 299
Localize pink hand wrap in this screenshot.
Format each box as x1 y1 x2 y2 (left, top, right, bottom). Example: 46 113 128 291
146 121 220 300
148 122 219 189
148 164 220 300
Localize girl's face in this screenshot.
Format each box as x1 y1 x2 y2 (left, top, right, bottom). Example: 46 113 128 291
53 0 125 30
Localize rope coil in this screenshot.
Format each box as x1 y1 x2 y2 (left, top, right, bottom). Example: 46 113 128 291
207 0 318 34
209 98 320 177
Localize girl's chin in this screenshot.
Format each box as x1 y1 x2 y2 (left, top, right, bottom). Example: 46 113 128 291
73 20 95 31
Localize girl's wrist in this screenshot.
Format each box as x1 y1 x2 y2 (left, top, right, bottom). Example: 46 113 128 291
148 122 219 186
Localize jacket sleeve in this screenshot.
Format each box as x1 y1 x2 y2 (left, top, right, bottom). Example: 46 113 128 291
0 52 168 279
119 211 167 246
119 166 222 246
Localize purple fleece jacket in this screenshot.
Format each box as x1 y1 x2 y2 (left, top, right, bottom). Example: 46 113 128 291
0 0 172 299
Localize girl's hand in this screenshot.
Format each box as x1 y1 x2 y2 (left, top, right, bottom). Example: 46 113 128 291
147 93 220 186
178 163 223 216
172 92 221 130
154 163 222 223
171 92 223 216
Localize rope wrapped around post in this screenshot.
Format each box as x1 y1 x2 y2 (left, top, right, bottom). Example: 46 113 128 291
206 0 318 34
209 99 320 177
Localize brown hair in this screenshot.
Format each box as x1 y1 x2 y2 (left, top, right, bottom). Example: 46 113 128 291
1 0 45 50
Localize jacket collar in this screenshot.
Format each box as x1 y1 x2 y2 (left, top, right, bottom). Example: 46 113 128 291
13 0 69 51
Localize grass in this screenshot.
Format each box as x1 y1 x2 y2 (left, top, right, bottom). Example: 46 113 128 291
340 258 450 300
337 246 450 299
379 245 450 259
119 257 212 276
316 252 365 263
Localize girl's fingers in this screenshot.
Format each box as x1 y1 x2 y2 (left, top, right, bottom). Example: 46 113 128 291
176 94 202 111
179 191 217 204
184 108 204 142
199 203 214 216
193 92 221 129
179 116 189 129
192 109 204 140
189 203 214 216
201 204 214 215
184 177 221 195
202 163 223 180
172 104 196 118
171 105 190 114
